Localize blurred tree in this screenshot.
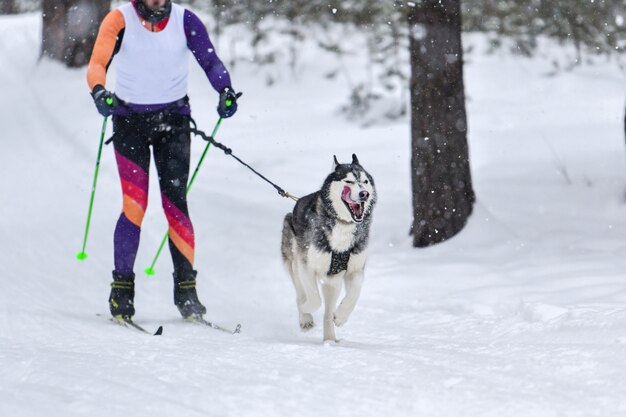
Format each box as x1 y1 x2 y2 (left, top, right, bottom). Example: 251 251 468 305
206 0 623 105
408 0 475 247
0 0 17 14
463 0 625 61
41 0 111 67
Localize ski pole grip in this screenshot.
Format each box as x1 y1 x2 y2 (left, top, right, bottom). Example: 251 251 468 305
226 92 243 107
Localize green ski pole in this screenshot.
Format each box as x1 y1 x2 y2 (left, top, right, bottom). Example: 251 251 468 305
144 117 224 276
77 114 110 261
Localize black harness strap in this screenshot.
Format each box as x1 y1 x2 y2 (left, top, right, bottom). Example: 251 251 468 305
328 251 351 275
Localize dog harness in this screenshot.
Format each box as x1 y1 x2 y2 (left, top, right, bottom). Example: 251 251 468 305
329 251 351 275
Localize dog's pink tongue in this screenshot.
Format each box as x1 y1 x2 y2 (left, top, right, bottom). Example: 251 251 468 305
342 186 353 201
342 186 364 218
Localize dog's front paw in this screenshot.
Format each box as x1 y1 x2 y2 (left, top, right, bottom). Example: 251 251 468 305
300 313 315 332
334 312 348 327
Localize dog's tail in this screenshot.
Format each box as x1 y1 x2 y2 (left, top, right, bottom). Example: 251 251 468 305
280 213 295 265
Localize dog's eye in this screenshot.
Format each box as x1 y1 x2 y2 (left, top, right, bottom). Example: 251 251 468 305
345 180 355 184
364 180 369 184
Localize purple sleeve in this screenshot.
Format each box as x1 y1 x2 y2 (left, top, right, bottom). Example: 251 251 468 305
184 10 232 93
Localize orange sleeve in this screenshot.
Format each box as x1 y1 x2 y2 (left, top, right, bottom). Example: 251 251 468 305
86 9 125 91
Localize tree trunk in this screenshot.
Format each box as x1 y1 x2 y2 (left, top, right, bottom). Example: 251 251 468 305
41 0 111 67
408 0 475 248
0 0 17 14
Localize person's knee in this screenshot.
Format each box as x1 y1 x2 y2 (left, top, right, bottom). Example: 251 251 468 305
122 195 148 226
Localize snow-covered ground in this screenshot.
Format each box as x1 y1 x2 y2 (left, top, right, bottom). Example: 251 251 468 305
1 12 626 417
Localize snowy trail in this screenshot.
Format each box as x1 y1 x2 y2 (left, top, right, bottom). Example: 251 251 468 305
2 13 626 417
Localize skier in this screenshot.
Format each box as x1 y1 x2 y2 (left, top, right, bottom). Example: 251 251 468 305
86 0 239 321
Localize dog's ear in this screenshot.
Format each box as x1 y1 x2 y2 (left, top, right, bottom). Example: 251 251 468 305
333 155 340 171
352 154 360 166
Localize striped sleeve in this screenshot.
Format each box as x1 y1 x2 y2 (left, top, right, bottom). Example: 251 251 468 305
184 9 232 93
87 9 126 91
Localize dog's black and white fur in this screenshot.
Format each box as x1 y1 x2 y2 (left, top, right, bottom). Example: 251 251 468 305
281 154 376 342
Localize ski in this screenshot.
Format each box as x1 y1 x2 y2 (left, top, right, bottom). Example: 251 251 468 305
110 315 163 336
186 316 241 334
99 313 237 335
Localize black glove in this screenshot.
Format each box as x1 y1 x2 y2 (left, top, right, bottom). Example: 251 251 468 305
217 87 240 119
91 85 119 117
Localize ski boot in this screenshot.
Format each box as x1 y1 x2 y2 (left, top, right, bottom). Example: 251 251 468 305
109 271 135 320
173 270 207 319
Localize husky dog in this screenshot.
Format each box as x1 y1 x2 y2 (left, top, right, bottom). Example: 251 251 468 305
281 154 376 342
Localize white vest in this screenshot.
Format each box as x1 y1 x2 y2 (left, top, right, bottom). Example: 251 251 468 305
114 3 189 104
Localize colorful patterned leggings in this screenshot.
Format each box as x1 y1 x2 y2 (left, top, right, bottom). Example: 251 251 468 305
112 112 195 276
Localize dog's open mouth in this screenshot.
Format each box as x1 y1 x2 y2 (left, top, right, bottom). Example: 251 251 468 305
341 187 366 222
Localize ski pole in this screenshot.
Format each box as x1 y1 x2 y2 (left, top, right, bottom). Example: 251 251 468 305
144 117 224 276
77 115 109 261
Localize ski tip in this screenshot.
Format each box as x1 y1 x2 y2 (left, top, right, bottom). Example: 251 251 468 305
154 326 164 336
144 267 156 276
76 252 88 261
